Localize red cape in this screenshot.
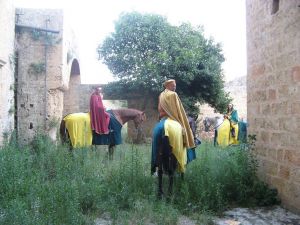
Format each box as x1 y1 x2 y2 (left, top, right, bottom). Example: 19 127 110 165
90 94 110 134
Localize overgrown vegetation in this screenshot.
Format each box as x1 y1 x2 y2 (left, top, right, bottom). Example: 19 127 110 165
0 135 279 224
28 62 46 75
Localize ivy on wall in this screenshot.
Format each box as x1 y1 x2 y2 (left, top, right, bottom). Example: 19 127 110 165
30 29 61 46
28 62 46 75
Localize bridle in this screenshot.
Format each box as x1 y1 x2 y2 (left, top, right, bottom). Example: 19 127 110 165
204 117 224 132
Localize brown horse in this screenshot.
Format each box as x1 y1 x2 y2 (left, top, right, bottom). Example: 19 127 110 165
60 108 146 159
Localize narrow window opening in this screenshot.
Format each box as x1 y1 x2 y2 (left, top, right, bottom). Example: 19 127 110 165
29 122 33 129
271 0 279 14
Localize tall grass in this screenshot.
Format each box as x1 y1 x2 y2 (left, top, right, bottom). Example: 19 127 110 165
0 135 279 224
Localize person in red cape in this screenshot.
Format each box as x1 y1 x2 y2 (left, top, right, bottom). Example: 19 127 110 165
90 86 110 134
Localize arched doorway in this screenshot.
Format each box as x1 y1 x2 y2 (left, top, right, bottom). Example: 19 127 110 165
63 59 81 116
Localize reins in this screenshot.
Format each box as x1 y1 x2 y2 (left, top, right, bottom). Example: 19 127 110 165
205 118 224 132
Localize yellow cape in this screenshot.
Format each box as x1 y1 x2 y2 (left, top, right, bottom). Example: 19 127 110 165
63 113 93 148
217 119 239 147
164 118 187 172
159 89 195 149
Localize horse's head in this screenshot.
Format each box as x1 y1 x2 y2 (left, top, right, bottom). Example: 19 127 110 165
203 116 223 132
203 117 211 132
133 111 146 129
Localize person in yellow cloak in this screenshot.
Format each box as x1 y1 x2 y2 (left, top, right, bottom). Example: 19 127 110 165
159 79 195 149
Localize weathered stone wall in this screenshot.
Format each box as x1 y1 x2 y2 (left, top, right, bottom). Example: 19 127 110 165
0 0 15 145
15 8 77 144
246 0 300 212
15 8 64 144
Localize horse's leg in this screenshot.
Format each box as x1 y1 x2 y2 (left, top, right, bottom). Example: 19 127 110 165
214 129 217 146
168 172 174 197
158 164 163 199
108 144 115 160
167 154 177 197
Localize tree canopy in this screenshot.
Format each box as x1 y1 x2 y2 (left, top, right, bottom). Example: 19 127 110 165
97 12 231 114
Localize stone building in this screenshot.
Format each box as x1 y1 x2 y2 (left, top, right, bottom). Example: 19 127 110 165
15 8 81 144
246 0 300 212
0 6 131 146
0 0 15 144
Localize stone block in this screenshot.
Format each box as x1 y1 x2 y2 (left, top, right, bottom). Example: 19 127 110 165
271 101 288 115
270 132 281 146
262 159 279 176
267 148 277 161
290 167 300 183
260 131 270 143
278 85 289 100
254 90 267 101
284 150 300 167
291 101 300 114
288 132 300 147
261 103 271 114
279 117 298 132
254 146 268 157
277 149 285 162
267 89 276 101
278 165 290 180
292 66 300 82
250 64 265 79
286 181 300 208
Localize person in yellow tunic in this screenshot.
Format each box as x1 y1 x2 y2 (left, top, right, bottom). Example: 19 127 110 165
217 103 239 146
157 80 196 167
159 79 195 149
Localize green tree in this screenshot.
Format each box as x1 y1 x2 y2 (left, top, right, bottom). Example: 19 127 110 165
98 12 231 114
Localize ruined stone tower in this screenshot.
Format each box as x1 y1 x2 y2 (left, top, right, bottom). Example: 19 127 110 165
15 8 81 144
246 0 300 212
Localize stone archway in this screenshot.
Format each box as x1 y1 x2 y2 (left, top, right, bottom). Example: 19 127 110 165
63 58 81 116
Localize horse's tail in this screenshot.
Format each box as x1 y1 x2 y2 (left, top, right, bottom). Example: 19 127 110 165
59 119 68 144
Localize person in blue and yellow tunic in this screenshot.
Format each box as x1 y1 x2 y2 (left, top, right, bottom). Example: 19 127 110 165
152 80 196 174
217 103 239 146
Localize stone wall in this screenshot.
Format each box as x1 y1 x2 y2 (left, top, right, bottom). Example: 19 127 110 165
15 8 80 144
0 0 15 145
246 0 300 212
15 8 64 144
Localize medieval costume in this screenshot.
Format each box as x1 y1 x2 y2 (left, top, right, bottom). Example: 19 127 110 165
90 90 110 134
152 88 196 174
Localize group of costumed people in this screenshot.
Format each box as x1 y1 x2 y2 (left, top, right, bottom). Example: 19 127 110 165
89 80 199 174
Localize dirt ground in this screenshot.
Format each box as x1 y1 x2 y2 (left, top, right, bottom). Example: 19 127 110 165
95 206 300 225
214 206 300 225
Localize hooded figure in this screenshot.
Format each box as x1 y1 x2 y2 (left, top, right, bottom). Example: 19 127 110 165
90 86 110 134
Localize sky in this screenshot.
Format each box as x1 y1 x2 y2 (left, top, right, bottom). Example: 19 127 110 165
14 0 247 84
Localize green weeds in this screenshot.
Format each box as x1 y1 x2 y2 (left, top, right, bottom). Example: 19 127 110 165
0 135 279 224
